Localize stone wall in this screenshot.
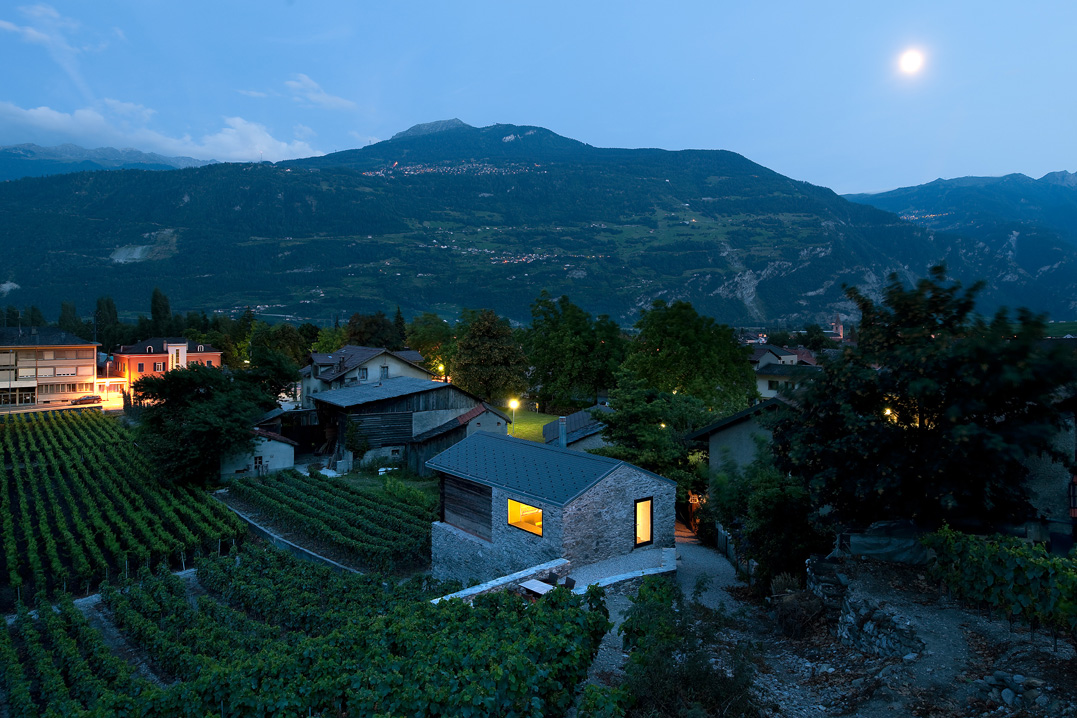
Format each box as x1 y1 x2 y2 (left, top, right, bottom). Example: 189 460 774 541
431 486 563 584
807 556 925 659
837 595 925 658
561 466 675 566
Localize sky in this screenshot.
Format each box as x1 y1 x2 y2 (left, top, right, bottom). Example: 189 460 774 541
1 1 1075 194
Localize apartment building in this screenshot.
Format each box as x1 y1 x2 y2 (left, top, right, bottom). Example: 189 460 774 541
0 327 99 407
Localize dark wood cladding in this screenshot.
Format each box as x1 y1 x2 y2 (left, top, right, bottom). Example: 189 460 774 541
349 386 476 415
442 473 492 540
409 425 468 476
349 413 412 448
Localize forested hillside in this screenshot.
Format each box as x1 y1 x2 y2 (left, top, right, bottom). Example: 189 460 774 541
1 122 1074 325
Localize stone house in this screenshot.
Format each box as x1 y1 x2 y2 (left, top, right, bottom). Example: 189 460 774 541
428 432 675 584
299 345 431 409
310 377 509 473
541 404 612 451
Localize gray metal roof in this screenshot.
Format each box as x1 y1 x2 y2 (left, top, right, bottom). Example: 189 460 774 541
0 327 98 347
686 397 785 440
311 376 449 408
426 432 671 506
542 404 613 445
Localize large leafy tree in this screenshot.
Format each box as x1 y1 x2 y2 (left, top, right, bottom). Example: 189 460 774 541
524 292 628 412
770 266 1077 528
592 370 712 498
134 363 274 486
623 300 755 415
451 309 527 401
406 312 453 372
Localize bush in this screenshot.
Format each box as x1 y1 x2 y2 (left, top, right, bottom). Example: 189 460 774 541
709 441 828 595
618 577 760 717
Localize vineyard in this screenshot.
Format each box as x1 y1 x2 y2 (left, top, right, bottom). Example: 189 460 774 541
226 469 437 571
0 544 610 716
0 411 246 609
924 526 1077 647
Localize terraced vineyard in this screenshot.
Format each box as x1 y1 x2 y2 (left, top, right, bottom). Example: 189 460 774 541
226 469 437 571
0 545 609 716
0 411 246 609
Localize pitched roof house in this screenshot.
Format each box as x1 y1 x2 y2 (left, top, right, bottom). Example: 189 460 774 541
299 345 431 409
428 433 675 583
687 397 786 472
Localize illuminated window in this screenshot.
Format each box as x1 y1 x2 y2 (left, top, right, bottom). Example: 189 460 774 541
508 499 543 536
635 498 653 546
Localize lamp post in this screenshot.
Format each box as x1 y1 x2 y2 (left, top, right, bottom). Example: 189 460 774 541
509 398 519 435
438 364 445 382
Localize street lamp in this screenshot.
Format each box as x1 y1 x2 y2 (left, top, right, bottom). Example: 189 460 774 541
438 364 445 382
509 398 519 435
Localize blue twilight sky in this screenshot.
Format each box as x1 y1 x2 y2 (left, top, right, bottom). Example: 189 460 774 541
1 1 1074 194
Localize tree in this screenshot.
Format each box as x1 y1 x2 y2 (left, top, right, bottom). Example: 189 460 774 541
622 300 755 415
57 301 88 339
392 307 407 351
312 326 347 353
406 312 452 372
525 292 608 412
801 323 836 351
451 309 527 401
707 438 827 591
134 363 271 486
769 266 1077 529
150 288 171 336
767 329 793 347
345 311 396 348
592 369 712 498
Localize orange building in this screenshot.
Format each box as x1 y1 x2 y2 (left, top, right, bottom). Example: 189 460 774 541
113 337 223 386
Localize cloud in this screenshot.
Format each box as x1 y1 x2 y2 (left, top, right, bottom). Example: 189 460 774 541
0 101 322 162
237 89 270 98
293 124 316 140
102 98 156 123
1 5 94 101
284 73 356 110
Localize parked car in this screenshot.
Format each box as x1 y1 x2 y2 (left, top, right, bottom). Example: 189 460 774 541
71 395 102 405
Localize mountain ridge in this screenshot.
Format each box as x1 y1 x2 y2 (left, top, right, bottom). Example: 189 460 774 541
0 143 216 182
0 123 1073 325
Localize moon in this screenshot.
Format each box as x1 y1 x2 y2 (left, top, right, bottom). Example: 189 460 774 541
899 49 924 74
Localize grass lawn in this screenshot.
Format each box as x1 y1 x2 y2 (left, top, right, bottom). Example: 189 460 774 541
498 406 559 443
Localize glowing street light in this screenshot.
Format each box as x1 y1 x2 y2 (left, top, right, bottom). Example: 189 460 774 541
509 398 519 434
437 364 445 382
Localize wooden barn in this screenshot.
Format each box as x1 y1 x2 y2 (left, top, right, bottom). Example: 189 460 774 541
310 377 510 473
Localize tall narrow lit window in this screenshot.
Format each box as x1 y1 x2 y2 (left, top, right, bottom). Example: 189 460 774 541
508 499 543 536
635 498 653 546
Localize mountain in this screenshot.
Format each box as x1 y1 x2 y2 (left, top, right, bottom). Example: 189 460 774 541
0 143 215 182
846 171 1077 249
0 123 1074 326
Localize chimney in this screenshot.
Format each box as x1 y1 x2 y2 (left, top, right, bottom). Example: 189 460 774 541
558 416 567 448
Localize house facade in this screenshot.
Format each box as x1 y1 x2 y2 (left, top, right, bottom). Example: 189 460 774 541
220 428 298 477
0 328 99 408
428 433 675 584
310 377 508 473
687 397 785 472
299 345 431 409
113 337 222 386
